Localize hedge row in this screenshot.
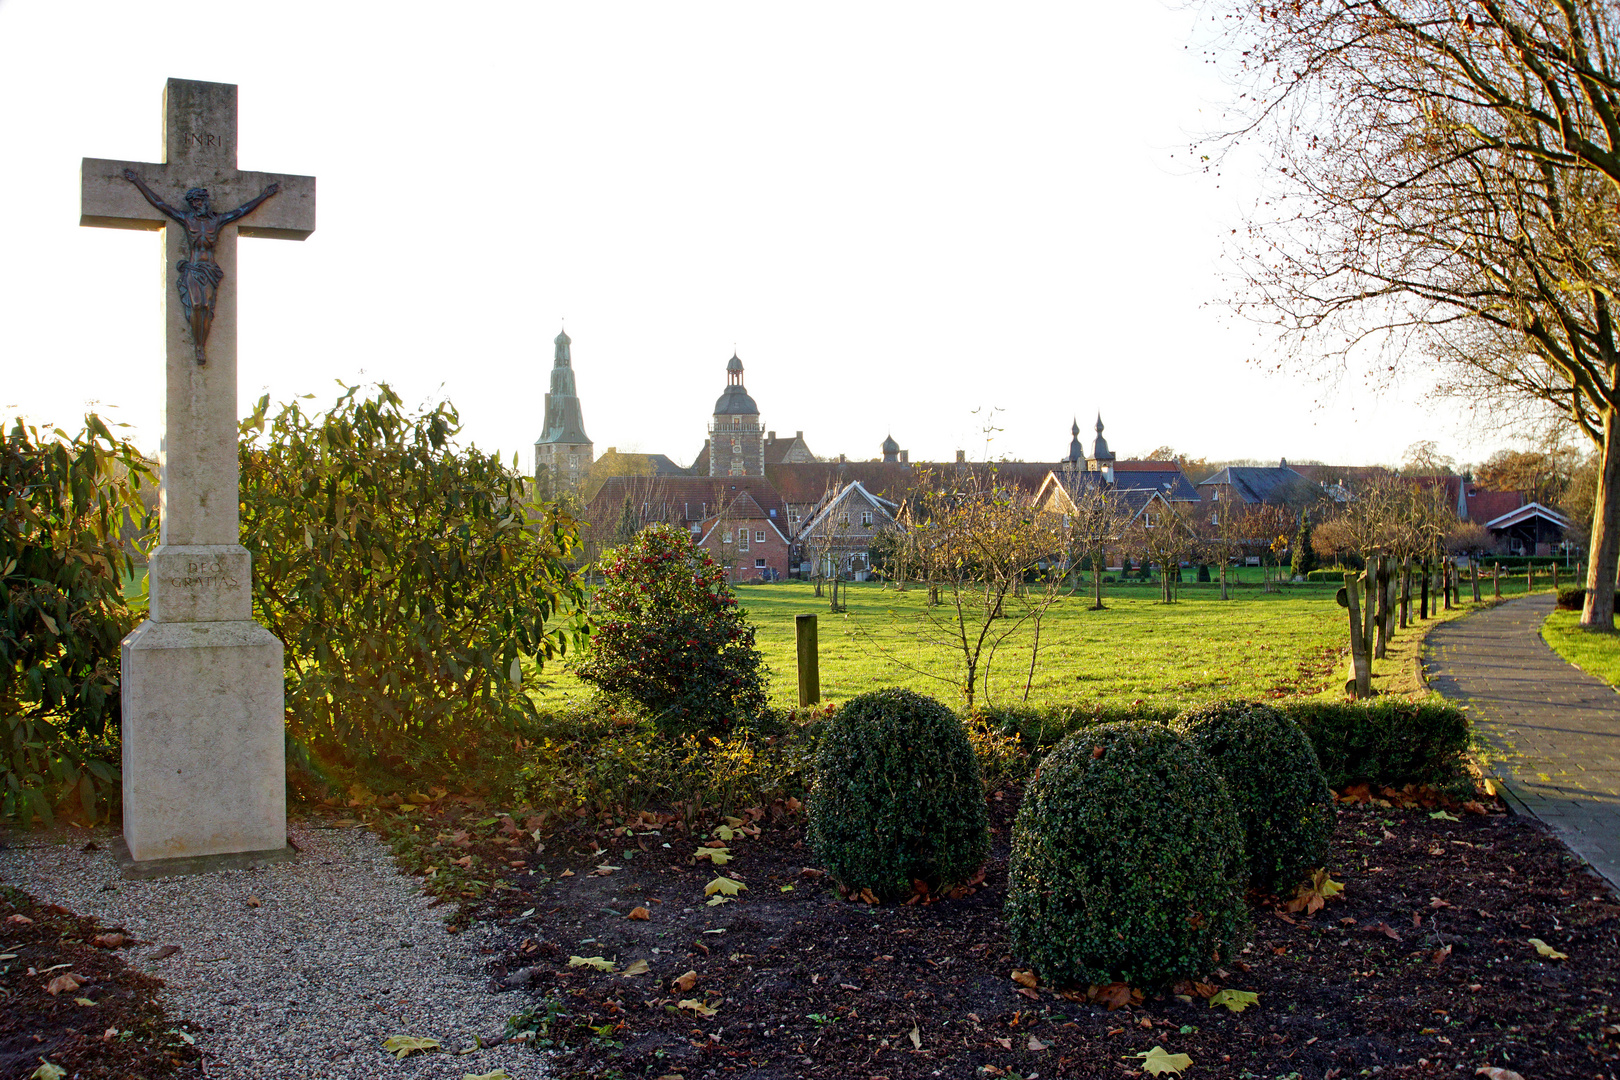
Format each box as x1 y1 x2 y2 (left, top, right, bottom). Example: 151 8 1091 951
1555 587 1620 611
972 697 1470 791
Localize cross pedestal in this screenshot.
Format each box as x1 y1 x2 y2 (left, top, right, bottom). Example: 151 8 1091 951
82 78 316 876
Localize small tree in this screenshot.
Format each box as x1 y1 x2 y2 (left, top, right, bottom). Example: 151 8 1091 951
1291 512 1319 580
575 523 768 733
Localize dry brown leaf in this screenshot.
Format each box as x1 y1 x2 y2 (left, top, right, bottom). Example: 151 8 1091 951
92 933 127 949
993 1036 1013 1050
1027 1034 1051 1051
45 973 84 995
1014 986 1040 1000
149 945 180 961
1432 945 1452 965
245 896 261 908
7 914 34 926
1010 969 1038 989
1474 1069 1526 1080
672 970 698 993
628 907 651 921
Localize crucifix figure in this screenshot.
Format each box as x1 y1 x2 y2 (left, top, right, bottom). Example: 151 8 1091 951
119 170 282 364
81 79 316 875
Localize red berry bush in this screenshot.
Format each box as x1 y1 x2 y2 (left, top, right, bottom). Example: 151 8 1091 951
575 524 768 734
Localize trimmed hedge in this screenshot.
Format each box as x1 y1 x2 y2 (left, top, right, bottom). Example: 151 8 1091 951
1005 722 1248 987
1283 699 1470 791
1175 701 1334 893
807 689 990 900
1556 587 1620 611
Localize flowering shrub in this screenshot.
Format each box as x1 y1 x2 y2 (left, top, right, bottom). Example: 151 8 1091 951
575 524 768 734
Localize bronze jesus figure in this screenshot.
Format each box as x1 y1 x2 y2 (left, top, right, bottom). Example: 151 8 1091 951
121 169 280 365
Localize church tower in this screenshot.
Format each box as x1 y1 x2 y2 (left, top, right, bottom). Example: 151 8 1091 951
709 353 763 477
534 328 593 489
1086 413 1116 484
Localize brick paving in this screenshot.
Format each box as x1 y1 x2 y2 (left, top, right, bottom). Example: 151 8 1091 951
1424 593 1620 891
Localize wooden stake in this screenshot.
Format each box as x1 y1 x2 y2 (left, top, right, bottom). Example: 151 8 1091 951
795 613 821 707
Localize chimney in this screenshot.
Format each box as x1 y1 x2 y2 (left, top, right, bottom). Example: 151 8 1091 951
795 431 803 439
768 431 775 440
839 453 847 464
956 450 966 464
900 450 909 464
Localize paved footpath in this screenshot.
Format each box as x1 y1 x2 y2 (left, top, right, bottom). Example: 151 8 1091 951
1424 593 1620 891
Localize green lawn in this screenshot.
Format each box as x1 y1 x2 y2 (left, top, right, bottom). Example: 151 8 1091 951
1542 609 1620 688
529 576 1353 713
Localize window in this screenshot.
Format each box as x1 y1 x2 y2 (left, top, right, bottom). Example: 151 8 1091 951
755 530 766 543
861 511 873 527
841 512 850 525
738 532 749 552
788 509 799 523
731 438 742 454
568 454 579 469
1210 513 1220 526
755 558 766 569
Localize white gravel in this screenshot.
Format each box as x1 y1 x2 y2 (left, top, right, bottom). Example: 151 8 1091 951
0 823 546 1080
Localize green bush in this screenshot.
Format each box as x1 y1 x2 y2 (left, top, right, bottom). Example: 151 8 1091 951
1282 698 1470 790
574 523 768 735
239 386 590 786
969 701 1178 757
2 416 151 824
1175 701 1334 893
807 688 989 900
1556 587 1620 611
1005 721 1248 987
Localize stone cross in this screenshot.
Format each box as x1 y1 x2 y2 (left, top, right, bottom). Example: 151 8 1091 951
81 79 316 875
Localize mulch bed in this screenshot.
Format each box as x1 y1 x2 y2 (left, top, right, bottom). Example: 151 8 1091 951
458 789 1620 1080
0 875 201 1080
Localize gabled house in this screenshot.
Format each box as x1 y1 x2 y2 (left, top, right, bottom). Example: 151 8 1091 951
697 490 792 583
1482 502 1571 557
1197 461 1329 515
794 481 901 578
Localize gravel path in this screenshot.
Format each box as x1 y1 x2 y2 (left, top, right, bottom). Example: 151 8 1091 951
0 822 546 1080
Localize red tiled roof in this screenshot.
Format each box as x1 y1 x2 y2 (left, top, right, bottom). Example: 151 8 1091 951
1465 488 1524 523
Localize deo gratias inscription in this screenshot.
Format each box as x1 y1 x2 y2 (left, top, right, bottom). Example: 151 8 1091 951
165 555 241 591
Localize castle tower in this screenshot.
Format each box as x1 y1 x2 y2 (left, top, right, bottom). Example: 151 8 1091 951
534 328 593 489
1087 413 1116 484
710 353 763 477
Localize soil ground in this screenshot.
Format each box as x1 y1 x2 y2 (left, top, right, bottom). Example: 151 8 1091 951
0 870 201 1080
462 789 1620 1080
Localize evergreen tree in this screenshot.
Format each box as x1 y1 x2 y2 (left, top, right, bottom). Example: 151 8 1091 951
614 493 640 546
1291 512 1318 580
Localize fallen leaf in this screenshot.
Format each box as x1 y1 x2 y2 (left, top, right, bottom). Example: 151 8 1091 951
593 864 622 876
628 906 651 921
1474 1069 1526 1080
705 895 732 907
704 876 746 898
246 896 261 908
908 1024 922 1050
1429 809 1460 821
7 914 34 926
568 955 617 972
1462 801 1488 815
30 1064 66 1080
1432 945 1452 965
1287 869 1345 915
1091 982 1138 1010
678 998 718 1017
620 959 650 977
1027 1034 1050 1050
695 848 732 865
461 1071 513 1080
73 997 96 1006
559 869 575 878
673 970 698 992
1209 988 1259 1013
799 867 825 879
715 825 738 842
45 973 84 996
149 945 180 961
1011 969 1038 989
1370 921 1401 941
92 933 127 949
1015 986 1040 1000
381 1035 441 1059
1428 897 1452 909
1135 1046 1194 1076
994 1036 1013 1049
1528 938 1568 960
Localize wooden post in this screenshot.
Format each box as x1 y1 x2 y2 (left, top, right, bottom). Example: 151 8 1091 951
1494 562 1501 598
1373 555 1389 659
1528 563 1534 594
795 613 820 707
1420 557 1431 619
1470 558 1482 603
1340 571 1371 699
1552 563 1560 592
1399 555 1411 628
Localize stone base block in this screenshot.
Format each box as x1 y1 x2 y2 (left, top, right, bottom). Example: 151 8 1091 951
121 619 286 864
112 834 294 880
146 544 253 623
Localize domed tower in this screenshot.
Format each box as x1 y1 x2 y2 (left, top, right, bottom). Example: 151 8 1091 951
1087 413 1116 484
710 353 763 477
881 434 901 464
533 328 593 488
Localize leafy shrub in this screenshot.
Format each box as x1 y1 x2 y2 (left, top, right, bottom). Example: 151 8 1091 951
1005 721 1248 987
1196 564 1212 583
1174 701 1333 892
574 523 768 734
1283 698 1470 790
808 688 989 900
970 701 1179 757
1556 587 1620 611
2 416 150 824
239 387 589 785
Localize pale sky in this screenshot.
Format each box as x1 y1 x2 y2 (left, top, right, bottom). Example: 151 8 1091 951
0 1 1516 474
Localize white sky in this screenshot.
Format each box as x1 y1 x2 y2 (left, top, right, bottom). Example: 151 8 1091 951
0 1 1518 473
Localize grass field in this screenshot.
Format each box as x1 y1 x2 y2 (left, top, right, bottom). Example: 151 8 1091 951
1542 609 1620 688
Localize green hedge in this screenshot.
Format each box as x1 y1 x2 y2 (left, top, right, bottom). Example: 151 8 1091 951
1282 699 1469 790
972 698 1468 792
1556 587 1620 611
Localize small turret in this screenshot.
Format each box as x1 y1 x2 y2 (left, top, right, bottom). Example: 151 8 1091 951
882 434 901 463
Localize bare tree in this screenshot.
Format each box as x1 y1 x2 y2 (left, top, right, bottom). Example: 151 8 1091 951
1212 0 1620 628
